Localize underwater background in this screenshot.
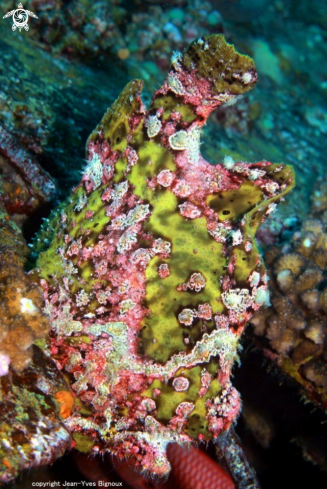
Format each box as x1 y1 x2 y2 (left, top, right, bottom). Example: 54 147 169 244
0 0 326 488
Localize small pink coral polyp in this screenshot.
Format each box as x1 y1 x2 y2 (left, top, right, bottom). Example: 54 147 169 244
173 377 190 392
158 263 170 278
179 202 202 219
188 273 206 292
198 303 213 320
157 169 174 187
178 308 196 326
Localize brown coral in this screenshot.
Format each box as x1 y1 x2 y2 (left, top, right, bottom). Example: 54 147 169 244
0 346 71 482
312 175 327 221
0 203 50 373
250 213 327 409
0 128 56 225
274 252 306 276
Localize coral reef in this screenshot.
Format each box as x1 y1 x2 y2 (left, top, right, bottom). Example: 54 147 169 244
0 202 72 482
0 201 51 373
124 1 223 71
251 176 327 409
34 34 294 478
232 337 327 486
2 0 125 58
2 0 223 70
0 127 56 223
312 175 327 223
0 346 71 483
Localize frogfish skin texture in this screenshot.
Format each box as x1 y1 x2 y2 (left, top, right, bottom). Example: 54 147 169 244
36 35 294 477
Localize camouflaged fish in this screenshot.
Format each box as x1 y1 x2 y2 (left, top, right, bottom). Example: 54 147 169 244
34 35 294 477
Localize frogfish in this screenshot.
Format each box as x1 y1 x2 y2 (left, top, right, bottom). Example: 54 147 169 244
34 35 294 477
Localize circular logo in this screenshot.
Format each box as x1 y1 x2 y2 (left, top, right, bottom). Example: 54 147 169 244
13 9 28 30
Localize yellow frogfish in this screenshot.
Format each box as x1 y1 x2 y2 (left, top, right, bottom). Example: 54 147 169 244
36 35 294 477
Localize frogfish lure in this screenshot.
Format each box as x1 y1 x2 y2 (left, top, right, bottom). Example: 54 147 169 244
36 35 294 477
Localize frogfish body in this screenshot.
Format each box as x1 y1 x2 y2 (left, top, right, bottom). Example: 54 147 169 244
36 35 294 477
